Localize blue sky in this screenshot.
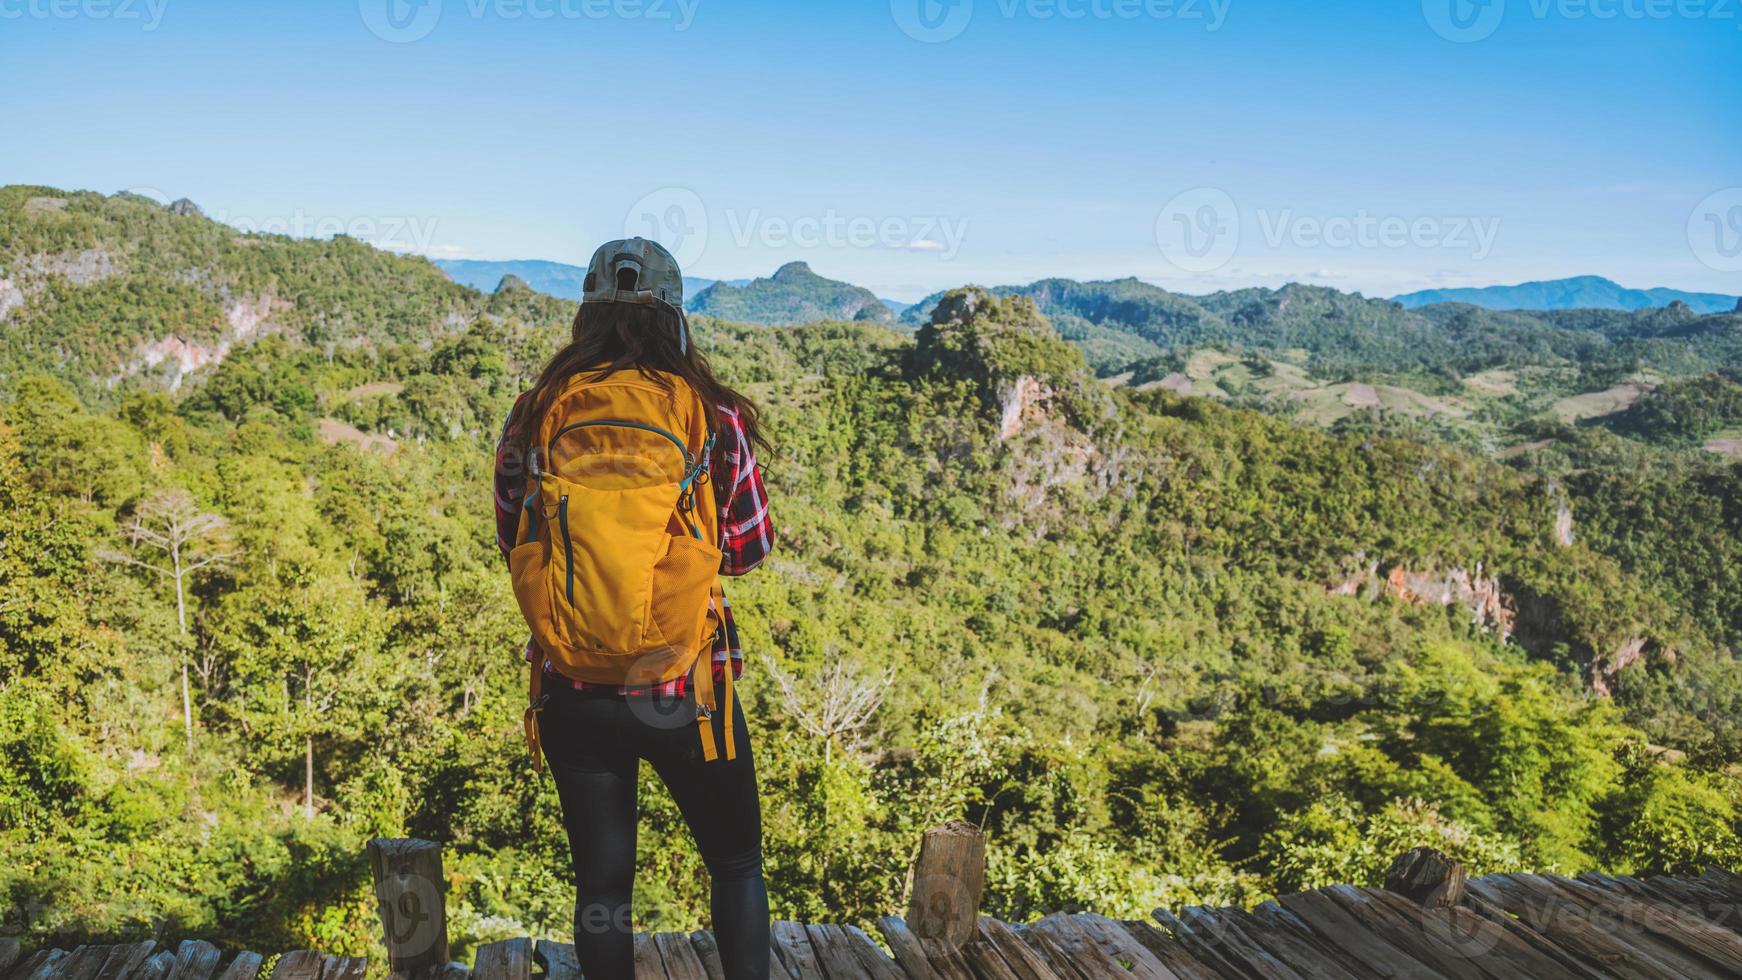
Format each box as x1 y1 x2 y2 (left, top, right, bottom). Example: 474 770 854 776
2 0 1738 301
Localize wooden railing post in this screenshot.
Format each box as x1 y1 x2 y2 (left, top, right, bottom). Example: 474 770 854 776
1384 847 1466 908
906 821 986 946
367 838 450 979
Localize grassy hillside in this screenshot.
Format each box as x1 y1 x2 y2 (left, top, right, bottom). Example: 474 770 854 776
2 187 1739 956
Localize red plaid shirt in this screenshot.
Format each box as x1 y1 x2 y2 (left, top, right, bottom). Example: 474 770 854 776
495 393 773 697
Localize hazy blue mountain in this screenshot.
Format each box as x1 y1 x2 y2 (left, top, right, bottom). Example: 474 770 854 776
1392 276 1737 314
434 258 742 303
688 261 897 325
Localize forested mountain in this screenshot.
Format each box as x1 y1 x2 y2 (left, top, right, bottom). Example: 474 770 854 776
1393 275 1739 315
688 261 899 325
434 257 740 303
3 186 1740 958
901 276 1741 375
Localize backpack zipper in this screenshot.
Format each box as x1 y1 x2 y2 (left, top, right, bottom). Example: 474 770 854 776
558 495 575 605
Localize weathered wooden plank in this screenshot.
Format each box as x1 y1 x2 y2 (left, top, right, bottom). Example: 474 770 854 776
471 940 532 980
1116 920 1229 980
1508 873 1717 977
684 933 725 980
212 954 262 980
165 941 222 980
802 925 859 980
14 950 69 980
842 926 908 980
956 935 1022 980
1068 914 1180 980
533 941 581 980
804 926 871 980
433 964 470 980
1183 906 1310 980
1363 885 1586 980
1029 915 1141 980
134 953 174 980
1013 927 1092 980
57 946 115 980
318 958 366 980
771 922 826 980
1275 890 1442 980
1545 873 1742 974
1320 886 1492 980
652 934 707 980
876 917 938 980
1210 904 1369 980
1699 868 1742 902
1634 876 1742 936
97 943 157 980
1466 875 1686 980
631 933 662 980
769 935 799 980
1147 909 1253 980
1455 893 1611 980
1246 903 1393 980
265 952 322 980
917 939 976 980
971 920 1060 980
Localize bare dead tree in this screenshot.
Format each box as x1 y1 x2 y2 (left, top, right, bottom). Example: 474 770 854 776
767 654 895 763
100 487 236 748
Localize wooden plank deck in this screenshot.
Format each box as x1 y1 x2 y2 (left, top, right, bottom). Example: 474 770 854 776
8 868 1742 980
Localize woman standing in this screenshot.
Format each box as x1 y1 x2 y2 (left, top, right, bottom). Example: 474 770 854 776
494 238 774 980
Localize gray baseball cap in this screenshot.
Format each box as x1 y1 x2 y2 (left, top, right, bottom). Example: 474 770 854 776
583 237 685 312
582 238 691 352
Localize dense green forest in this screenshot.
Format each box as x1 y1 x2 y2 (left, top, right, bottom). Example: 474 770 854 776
2 187 1740 959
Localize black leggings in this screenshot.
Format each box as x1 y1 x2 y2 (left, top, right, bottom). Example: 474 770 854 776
537 681 769 980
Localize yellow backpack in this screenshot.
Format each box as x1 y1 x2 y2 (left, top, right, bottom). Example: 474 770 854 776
507 369 734 768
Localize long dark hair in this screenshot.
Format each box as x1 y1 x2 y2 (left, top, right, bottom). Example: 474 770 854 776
508 298 767 465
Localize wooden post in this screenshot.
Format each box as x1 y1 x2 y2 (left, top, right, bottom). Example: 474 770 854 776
906 821 987 946
1384 847 1466 908
367 838 450 979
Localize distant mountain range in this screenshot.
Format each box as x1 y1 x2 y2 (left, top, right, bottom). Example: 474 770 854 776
434 257 909 322
688 261 903 325
434 258 744 303
1391 276 1737 315
896 276 1742 377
